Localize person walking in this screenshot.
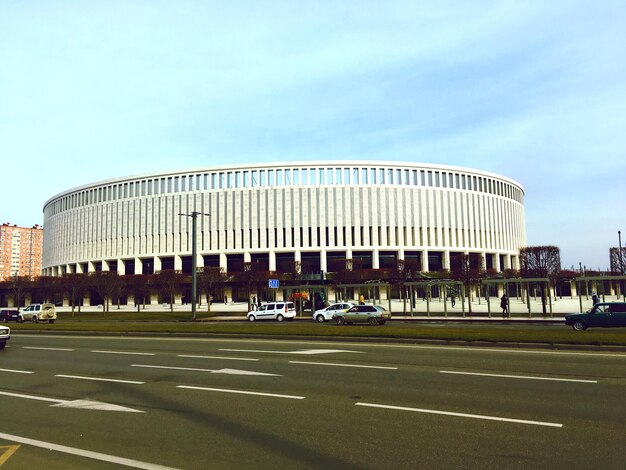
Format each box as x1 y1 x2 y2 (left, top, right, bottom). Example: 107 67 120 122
592 292 599 305
500 294 509 318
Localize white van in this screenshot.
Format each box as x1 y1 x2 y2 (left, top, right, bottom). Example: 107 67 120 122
19 303 57 324
247 301 296 322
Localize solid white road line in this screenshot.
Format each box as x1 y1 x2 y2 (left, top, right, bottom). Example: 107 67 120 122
23 346 74 351
56 374 145 384
289 361 397 370
177 385 305 400
0 432 179 470
440 370 598 383
0 368 34 374
177 354 259 361
92 350 155 356
131 364 280 376
355 402 563 428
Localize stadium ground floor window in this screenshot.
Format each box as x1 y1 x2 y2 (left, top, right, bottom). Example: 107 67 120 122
181 256 192 274
226 254 245 273
203 254 220 268
404 251 421 271
352 251 373 270
275 252 295 273
123 259 135 275
379 251 397 269
251 253 269 271
160 256 175 271
327 251 347 272
140 258 154 275
428 251 443 271
300 252 321 274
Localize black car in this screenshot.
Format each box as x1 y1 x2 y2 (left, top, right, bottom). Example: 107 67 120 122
0 309 21 323
565 302 626 331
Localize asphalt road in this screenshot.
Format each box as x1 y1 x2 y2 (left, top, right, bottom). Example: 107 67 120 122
1 335 625 469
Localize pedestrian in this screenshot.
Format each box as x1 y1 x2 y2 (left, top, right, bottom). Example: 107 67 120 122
592 292 599 305
450 293 456 307
500 294 508 318
252 295 257 307
224 295 228 305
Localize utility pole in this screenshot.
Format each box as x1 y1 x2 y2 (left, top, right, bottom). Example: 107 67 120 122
179 211 210 320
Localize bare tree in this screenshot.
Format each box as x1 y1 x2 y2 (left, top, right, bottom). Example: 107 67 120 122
449 253 485 314
233 262 269 312
519 246 561 315
61 273 89 316
197 267 227 314
5 276 31 308
389 259 420 314
125 274 152 312
155 270 185 312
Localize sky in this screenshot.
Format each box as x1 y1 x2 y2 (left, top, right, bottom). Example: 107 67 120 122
1 1 625 271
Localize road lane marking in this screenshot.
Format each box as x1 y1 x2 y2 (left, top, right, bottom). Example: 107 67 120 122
0 368 34 374
178 354 259 361
92 350 156 356
440 370 598 383
132 364 280 376
289 361 397 370
0 391 144 413
177 385 305 400
56 374 145 384
219 348 364 355
355 402 563 428
0 432 178 469
0 445 21 465
23 346 74 351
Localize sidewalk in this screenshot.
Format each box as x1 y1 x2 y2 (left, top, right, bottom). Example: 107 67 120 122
56 295 620 321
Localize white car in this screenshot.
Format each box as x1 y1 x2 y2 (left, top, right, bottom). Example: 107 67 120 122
0 325 10 350
313 302 355 323
19 303 57 323
247 302 296 322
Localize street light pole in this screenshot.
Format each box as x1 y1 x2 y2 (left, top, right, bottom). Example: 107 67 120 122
179 211 210 320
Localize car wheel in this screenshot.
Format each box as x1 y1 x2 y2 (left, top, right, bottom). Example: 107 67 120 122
0 341 5 350
32 316 38 323
572 320 586 331
277 314 285 322
369 317 378 326
336 316 345 326
316 314 325 323
18 316 24 323
49 319 55 324
248 315 256 322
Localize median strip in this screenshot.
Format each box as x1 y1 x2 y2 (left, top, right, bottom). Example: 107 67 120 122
440 370 598 383
177 385 305 400
355 402 563 428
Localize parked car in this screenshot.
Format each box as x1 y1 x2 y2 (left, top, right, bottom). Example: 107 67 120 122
565 302 626 331
19 303 57 324
0 309 20 323
333 305 391 326
313 302 355 323
0 325 9 349
247 301 296 322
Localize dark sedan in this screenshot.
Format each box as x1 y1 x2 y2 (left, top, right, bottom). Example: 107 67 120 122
565 302 626 331
0 309 21 323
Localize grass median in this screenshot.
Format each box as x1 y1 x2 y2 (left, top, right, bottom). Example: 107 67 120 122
7 310 626 347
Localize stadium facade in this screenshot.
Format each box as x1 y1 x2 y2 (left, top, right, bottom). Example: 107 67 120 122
42 161 526 282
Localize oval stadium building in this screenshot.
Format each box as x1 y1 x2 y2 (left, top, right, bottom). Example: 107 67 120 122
43 161 525 291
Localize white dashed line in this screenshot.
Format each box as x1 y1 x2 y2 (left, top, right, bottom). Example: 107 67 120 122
440 370 598 383
92 350 155 356
177 385 305 400
56 374 145 384
0 368 34 374
177 354 259 361
23 346 74 351
289 361 397 370
355 402 563 428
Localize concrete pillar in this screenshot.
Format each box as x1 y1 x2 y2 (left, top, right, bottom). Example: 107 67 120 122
118 259 126 276
154 257 162 272
174 255 182 271
422 249 429 272
135 257 142 275
319 250 326 274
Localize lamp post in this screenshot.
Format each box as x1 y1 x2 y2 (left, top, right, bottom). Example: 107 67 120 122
179 211 210 320
619 230 624 274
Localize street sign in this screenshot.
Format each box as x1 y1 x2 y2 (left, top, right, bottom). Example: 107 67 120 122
268 279 280 289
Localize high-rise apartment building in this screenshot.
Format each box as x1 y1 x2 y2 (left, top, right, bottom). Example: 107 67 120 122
0 223 44 281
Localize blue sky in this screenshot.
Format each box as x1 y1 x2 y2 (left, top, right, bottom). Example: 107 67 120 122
1 1 624 270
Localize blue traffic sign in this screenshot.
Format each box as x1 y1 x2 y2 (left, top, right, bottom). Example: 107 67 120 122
268 279 280 289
